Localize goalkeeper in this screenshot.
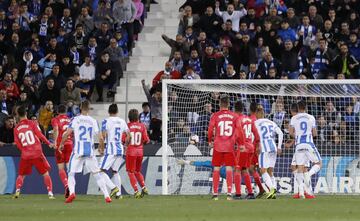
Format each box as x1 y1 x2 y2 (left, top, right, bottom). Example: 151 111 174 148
177 159 227 179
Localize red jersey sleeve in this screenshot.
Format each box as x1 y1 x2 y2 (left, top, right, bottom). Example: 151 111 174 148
51 117 59 130
236 120 245 146
121 132 126 144
32 122 51 145
142 125 150 144
207 114 216 143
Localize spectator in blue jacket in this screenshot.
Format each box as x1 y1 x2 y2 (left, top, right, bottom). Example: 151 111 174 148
277 20 296 43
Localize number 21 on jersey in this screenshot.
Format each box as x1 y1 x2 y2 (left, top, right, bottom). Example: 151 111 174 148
218 121 233 136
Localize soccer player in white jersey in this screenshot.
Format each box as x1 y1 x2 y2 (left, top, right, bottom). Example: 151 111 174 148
60 100 112 203
254 105 283 199
289 100 322 199
98 103 130 199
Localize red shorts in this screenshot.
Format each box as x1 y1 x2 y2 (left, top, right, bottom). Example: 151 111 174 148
251 152 259 166
19 154 51 175
212 150 235 167
55 143 73 164
236 151 251 169
126 155 143 172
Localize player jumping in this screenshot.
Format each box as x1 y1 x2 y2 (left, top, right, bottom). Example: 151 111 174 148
51 104 72 198
254 105 283 199
60 100 112 203
13 105 55 199
208 95 238 200
124 109 150 198
98 103 130 199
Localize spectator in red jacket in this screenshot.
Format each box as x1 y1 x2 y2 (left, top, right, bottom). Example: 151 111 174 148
0 72 19 103
152 62 182 90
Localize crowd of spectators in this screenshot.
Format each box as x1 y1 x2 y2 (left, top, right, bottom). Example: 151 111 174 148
141 0 360 155
0 0 155 146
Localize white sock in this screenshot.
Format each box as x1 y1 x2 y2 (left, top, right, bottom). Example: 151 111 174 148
101 172 116 189
293 171 299 194
93 173 110 198
308 164 321 177
262 172 274 191
48 191 54 196
296 173 305 197
111 173 122 196
304 172 313 194
271 176 276 189
68 172 76 195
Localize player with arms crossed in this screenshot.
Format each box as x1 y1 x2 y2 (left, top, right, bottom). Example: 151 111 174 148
254 105 283 199
208 95 238 200
60 100 111 203
124 109 150 198
289 101 321 199
51 104 73 198
98 103 130 199
13 105 55 199
234 101 259 200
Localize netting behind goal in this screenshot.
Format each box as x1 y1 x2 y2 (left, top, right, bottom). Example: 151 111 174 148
162 80 360 195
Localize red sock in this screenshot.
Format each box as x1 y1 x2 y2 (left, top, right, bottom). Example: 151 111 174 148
234 171 242 195
135 172 145 188
243 172 253 194
212 170 220 195
16 175 24 190
226 170 233 194
252 171 265 192
43 175 53 192
58 169 68 187
128 172 138 192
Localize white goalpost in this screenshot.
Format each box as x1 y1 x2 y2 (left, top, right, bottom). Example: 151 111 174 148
162 79 360 195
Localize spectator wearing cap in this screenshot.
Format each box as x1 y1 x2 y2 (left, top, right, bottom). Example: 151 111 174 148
197 6 223 43
152 61 182 89
75 7 94 36
112 0 137 53
39 77 60 105
40 64 66 91
178 5 200 35
60 78 81 116
331 43 359 79
277 19 296 43
215 2 246 33
78 54 96 100
0 72 19 103
95 52 116 102
162 34 191 60
221 64 239 79
183 66 201 79
38 53 56 77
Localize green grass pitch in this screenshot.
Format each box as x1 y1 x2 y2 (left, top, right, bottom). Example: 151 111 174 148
0 195 359 221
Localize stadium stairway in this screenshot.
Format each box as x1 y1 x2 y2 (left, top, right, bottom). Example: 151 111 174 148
91 0 185 123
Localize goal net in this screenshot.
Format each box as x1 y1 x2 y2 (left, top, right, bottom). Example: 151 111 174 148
161 79 360 195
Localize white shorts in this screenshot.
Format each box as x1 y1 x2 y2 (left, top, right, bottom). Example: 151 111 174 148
259 152 277 169
68 153 101 174
294 143 322 166
291 154 311 167
99 154 123 171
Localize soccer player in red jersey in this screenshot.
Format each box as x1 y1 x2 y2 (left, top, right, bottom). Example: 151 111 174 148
51 104 73 198
13 105 55 199
248 102 266 198
234 101 260 200
208 95 238 200
123 109 150 198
